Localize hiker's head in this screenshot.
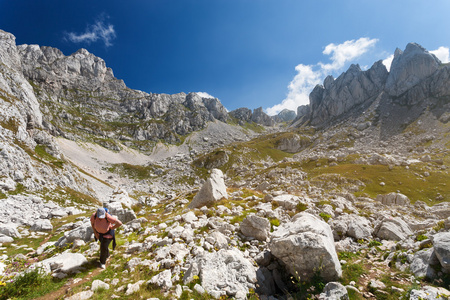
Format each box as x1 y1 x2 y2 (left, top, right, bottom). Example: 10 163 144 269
96 207 106 218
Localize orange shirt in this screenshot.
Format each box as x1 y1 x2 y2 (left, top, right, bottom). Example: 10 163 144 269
90 212 122 238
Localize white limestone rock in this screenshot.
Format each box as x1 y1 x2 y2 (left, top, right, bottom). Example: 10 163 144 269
36 252 88 274
189 169 228 209
92 279 110 291
269 212 342 282
374 217 413 241
318 282 349 300
192 248 257 299
329 214 373 241
432 232 450 273
376 192 410 206
240 215 271 241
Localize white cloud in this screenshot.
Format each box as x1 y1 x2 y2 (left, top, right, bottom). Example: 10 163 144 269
196 92 216 99
430 46 450 63
382 54 394 71
266 64 320 115
319 38 379 72
66 17 116 47
266 37 378 116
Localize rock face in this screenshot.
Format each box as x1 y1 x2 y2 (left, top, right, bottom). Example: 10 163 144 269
300 42 450 137
0 30 90 194
273 109 296 123
269 212 342 282
230 107 275 126
188 169 228 209
385 43 441 97
308 62 388 126
16 40 233 150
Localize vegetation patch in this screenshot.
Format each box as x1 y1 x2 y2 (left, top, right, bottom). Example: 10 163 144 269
106 163 164 180
306 163 449 205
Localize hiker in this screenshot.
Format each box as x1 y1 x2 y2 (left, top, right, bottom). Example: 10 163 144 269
90 207 122 268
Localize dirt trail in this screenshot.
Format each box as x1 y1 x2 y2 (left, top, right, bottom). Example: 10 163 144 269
35 264 106 300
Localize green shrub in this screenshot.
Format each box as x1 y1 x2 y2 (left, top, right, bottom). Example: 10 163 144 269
368 240 382 247
296 202 308 212
0 267 49 300
433 221 445 232
319 212 331 222
415 234 428 242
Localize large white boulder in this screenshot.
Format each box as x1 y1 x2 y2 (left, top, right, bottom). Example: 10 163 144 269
30 219 53 232
240 215 271 241
376 192 410 206
189 169 227 209
432 232 450 273
269 212 342 282
185 248 257 299
36 252 87 274
329 214 373 241
374 217 413 241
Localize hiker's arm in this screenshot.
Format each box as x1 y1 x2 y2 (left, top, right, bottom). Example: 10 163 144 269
90 214 99 239
106 213 122 229
112 219 122 229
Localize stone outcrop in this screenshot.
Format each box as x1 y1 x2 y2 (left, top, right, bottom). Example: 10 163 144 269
16 40 231 149
188 169 228 208
308 62 388 126
385 43 441 97
376 192 410 206
273 109 296 123
269 212 342 282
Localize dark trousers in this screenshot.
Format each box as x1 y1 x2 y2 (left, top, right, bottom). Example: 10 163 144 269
99 237 113 264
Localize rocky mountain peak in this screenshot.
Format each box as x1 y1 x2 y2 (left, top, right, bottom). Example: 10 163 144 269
385 42 441 97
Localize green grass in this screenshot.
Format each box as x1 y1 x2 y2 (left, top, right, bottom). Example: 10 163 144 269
106 163 163 180
305 163 449 205
0 267 66 300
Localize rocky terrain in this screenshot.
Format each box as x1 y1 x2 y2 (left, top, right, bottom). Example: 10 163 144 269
0 28 449 300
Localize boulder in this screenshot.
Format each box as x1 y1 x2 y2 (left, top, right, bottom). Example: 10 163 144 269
148 269 172 290
92 279 110 291
410 248 438 279
409 286 450 300
432 232 450 273
30 219 53 232
376 192 410 206
186 248 257 299
269 212 342 282
318 282 349 300
189 169 228 209
36 253 87 274
0 234 14 243
240 215 271 241
329 214 373 241
55 222 94 247
65 291 94 300
0 224 21 238
374 217 413 241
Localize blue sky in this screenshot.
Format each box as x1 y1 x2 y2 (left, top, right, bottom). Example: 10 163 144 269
1 0 450 115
